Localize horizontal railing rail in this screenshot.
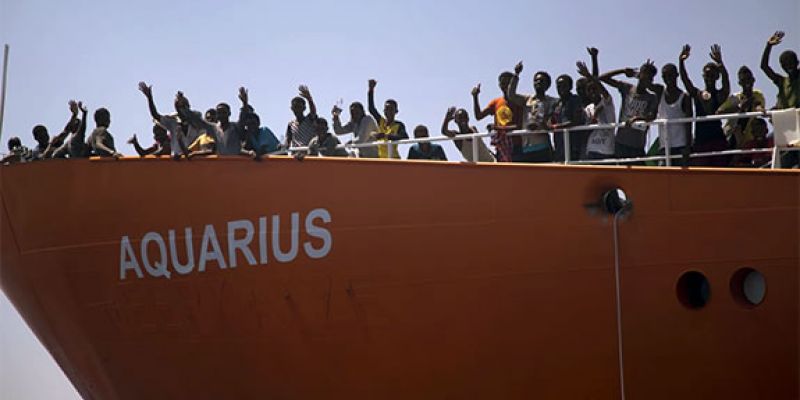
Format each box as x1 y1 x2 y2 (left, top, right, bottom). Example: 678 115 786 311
284 108 799 168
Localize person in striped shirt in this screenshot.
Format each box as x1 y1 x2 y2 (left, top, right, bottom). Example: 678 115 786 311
285 85 318 151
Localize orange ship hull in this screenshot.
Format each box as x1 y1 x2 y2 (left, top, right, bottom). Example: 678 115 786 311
1 157 798 399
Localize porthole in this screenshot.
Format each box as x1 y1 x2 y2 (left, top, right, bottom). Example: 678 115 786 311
601 188 630 215
676 271 710 309
730 268 766 307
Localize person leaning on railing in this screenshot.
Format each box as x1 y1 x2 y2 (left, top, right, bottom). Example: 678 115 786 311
307 118 348 157
332 101 379 158
139 82 203 160
731 118 773 168
441 107 495 162
45 100 84 159
761 31 799 168
407 125 447 161
716 66 765 151
128 123 171 157
87 108 123 159
241 109 280 160
1 137 34 164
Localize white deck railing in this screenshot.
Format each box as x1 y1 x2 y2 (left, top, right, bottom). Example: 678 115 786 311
288 108 800 169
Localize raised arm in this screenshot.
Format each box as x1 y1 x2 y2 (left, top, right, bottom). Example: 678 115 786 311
506 62 527 107
710 44 730 99
367 79 383 122
471 84 493 121
44 101 78 158
649 83 665 102
128 135 153 156
298 85 316 118
577 61 610 99
761 31 785 85
588 47 599 78
75 102 88 138
332 106 353 136
138 82 162 121
61 100 79 135
678 44 698 97
440 107 460 139
599 68 634 90
237 86 252 132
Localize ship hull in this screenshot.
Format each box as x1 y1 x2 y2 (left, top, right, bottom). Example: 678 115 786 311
1 157 798 399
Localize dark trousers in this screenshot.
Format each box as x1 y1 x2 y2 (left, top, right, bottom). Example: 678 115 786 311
615 143 645 165
513 146 553 163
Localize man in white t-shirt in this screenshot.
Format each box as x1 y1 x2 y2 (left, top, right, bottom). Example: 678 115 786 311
332 102 379 158
441 107 495 162
577 60 616 160
657 63 693 165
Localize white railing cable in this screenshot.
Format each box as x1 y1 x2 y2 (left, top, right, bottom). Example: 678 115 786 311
613 208 628 400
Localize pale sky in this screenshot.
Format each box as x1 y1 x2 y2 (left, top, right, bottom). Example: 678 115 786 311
1 0 798 398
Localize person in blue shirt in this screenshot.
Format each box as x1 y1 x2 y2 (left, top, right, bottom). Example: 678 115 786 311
241 110 279 160
407 125 447 161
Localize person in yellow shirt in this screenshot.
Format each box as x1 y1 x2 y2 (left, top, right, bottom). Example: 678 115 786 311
185 130 216 159
367 79 408 158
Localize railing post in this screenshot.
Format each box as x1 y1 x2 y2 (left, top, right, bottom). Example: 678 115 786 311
387 138 393 159
661 122 671 167
471 135 479 163
563 129 571 164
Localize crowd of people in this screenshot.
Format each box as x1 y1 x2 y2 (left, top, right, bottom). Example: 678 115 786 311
3 32 799 168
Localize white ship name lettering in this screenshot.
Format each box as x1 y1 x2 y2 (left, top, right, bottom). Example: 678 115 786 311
118 208 332 280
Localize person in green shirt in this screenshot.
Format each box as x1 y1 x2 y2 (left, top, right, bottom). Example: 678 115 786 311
761 31 799 168
717 66 766 149
760 31 799 109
